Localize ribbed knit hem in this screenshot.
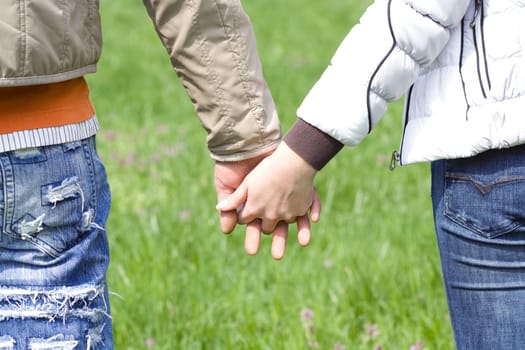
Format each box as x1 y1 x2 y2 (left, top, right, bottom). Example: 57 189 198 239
283 118 343 170
0 115 99 153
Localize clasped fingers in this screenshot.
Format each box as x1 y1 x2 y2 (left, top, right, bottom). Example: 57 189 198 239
237 204 307 233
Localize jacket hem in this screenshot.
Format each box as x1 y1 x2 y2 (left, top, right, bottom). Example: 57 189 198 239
209 140 281 162
0 66 97 87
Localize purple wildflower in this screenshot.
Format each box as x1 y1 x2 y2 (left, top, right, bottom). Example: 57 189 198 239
301 308 314 322
145 338 155 347
365 323 380 339
179 209 192 221
410 340 425 350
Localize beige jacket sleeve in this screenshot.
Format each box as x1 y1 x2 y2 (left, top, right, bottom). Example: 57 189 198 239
142 0 281 161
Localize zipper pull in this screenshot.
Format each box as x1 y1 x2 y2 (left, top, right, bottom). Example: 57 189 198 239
470 0 481 28
389 150 400 171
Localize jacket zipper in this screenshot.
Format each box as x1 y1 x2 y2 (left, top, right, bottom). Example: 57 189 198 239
391 1 486 171
389 150 400 171
470 0 481 28
470 0 490 98
390 84 414 171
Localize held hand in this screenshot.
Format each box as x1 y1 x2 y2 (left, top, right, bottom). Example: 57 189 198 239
214 151 273 234
217 142 321 259
242 192 321 259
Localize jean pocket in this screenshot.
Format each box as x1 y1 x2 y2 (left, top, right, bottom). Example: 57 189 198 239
444 172 525 238
2 143 98 258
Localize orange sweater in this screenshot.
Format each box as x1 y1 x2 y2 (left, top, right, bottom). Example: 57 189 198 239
0 78 95 134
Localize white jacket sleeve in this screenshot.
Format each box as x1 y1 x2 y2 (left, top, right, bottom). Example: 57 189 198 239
296 0 471 146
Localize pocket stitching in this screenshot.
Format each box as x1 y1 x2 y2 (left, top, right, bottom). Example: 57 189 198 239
444 175 524 238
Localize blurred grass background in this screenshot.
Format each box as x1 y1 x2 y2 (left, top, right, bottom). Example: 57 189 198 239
86 0 454 348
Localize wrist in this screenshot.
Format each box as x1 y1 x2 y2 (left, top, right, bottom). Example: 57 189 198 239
215 149 274 172
274 142 317 180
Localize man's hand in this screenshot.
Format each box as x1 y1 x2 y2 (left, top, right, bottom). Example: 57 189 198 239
214 151 272 234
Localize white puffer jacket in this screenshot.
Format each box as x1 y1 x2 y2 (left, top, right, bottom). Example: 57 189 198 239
297 0 525 165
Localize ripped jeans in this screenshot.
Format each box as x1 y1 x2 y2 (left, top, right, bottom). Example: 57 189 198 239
0 137 113 349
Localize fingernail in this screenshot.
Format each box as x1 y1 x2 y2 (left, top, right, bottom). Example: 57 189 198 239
216 199 228 210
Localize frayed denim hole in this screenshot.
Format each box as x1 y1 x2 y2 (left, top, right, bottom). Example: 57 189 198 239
10 148 47 164
62 141 82 153
28 335 78 350
0 336 15 350
0 284 110 349
41 177 82 207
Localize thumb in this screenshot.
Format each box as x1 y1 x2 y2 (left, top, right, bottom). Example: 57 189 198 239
218 210 237 234
216 182 248 212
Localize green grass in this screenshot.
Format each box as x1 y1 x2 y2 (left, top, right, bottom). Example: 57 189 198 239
86 0 454 348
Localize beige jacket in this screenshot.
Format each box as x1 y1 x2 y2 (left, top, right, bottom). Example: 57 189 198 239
0 0 281 161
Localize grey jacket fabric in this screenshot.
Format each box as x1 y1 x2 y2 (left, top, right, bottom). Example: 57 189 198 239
0 0 281 161
0 0 102 87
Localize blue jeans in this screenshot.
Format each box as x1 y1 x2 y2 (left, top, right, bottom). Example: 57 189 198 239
0 137 113 349
432 144 525 349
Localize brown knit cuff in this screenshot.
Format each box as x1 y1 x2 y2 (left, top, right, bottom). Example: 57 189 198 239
283 118 343 170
